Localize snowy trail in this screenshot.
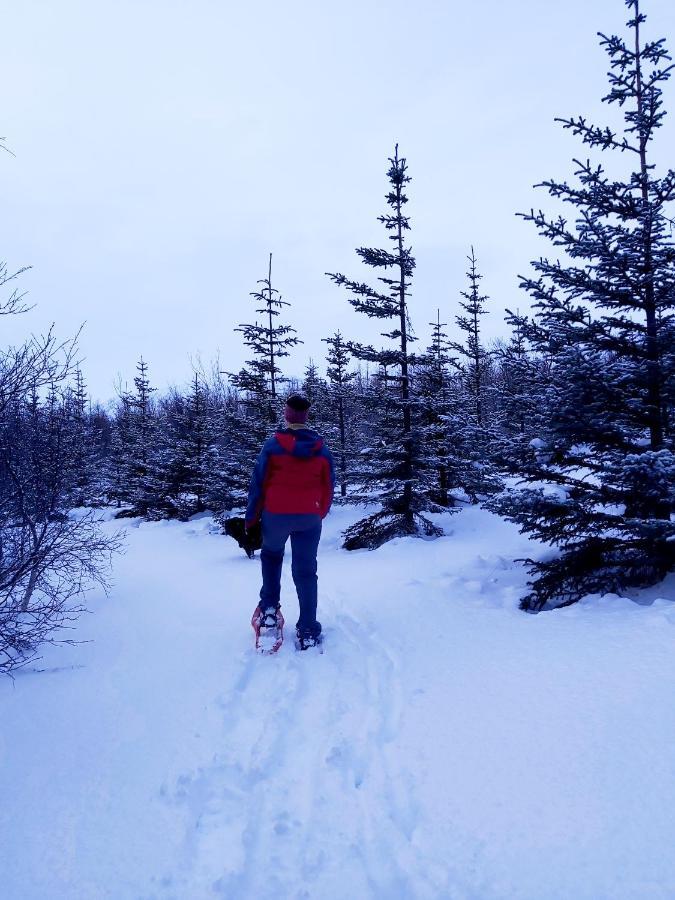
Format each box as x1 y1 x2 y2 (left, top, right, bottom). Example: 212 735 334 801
2 506 675 899
162 601 436 899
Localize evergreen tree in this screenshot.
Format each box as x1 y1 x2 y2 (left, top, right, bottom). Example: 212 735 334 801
8 381 71 522
230 253 301 424
201 382 239 518
128 358 162 516
110 359 166 518
491 310 548 466
182 373 209 512
491 0 675 610
157 377 209 518
108 391 133 508
64 369 95 507
301 358 328 430
328 146 442 549
227 255 302 508
451 249 491 427
87 400 114 504
416 311 463 507
448 248 500 501
322 331 358 498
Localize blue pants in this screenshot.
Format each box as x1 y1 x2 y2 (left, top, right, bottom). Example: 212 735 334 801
259 512 322 633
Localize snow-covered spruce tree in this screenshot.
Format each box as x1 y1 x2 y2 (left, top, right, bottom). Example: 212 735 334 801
448 248 500 501
86 400 114 505
64 369 96 507
199 371 240 517
179 374 211 514
227 254 302 507
490 0 675 611
327 146 443 549
302 358 329 431
490 310 549 467
416 311 465 508
112 359 167 518
108 391 134 508
159 374 227 519
230 253 301 424
321 331 359 498
128 358 163 516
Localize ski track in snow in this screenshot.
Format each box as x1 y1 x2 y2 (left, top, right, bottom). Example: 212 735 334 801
158 598 443 900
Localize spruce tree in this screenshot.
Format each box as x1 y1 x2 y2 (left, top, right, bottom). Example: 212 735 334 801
182 373 209 513
492 0 675 610
230 253 301 424
87 400 114 504
65 369 95 507
451 249 491 427
129 358 162 516
448 248 499 501
227 255 302 508
202 389 239 519
322 331 358 498
302 358 328 431
416 312 463 508
491 310 547 467
110 359 166 518
108 392 133 508
159 375 216 518
328 146 442 549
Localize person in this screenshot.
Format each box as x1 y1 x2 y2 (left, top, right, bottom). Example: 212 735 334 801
245 393 335 647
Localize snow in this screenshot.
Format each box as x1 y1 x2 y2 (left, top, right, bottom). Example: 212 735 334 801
2 505 675 900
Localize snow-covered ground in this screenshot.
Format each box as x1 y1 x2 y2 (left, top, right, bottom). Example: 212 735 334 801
2 505 675 900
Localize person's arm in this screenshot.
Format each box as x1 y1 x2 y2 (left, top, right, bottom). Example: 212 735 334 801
319 446 336 518
245 443 271 529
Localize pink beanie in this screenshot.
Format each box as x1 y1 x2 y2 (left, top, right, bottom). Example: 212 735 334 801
285 393 311 424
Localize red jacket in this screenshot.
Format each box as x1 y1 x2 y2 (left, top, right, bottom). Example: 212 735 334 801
245 429 336 527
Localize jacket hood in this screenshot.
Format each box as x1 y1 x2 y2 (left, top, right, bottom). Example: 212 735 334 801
275 429 324 458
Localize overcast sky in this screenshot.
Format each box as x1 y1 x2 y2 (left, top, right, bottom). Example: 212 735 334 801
3 0 675 401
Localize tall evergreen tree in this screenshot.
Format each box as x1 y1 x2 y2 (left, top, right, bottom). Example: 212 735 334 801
447 248 500 501
87 400 114 504
492 0 675 610
182 373 209 513
491 310 548 466
416 311 463 508
64 369 95 507
109 359 166 517
230 253 301 424
328 145 442 549
227 255 302 508
451 249 491 429
108 393 130 507
128 358 161 515
301 358 328 430
322 331 358 498
160 375 215 517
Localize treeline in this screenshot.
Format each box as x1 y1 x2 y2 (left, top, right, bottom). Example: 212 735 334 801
24 285 529 529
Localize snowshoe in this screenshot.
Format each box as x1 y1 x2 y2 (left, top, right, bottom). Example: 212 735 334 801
295 626 323 652
251 605 284 654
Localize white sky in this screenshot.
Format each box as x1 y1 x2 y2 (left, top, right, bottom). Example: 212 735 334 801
3 0 675 401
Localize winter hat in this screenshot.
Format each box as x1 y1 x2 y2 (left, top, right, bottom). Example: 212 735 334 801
284 392 311 424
